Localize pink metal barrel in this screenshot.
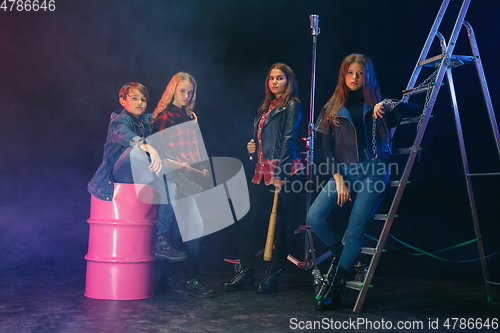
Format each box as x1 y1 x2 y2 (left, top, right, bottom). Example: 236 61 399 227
85 183 158 300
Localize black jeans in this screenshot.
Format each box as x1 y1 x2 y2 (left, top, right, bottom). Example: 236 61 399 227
238 172 304 270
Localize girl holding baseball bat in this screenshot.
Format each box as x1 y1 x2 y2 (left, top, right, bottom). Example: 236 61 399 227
222 63 305 294
151 72 215 298
308 54 422 311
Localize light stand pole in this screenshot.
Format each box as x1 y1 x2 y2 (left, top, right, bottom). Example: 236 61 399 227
306 14 320 209
288 15 322 289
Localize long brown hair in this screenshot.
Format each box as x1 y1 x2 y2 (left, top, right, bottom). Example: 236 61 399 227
258 63 299 114
321 54 382 131
152 72 197 122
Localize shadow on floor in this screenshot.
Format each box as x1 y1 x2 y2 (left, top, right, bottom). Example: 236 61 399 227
1 265 499 332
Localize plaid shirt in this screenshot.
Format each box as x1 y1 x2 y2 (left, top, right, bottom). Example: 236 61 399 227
252 100 304 186
153 104 202 164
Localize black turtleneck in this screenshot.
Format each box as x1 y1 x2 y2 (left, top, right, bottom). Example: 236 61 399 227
345 89 366 157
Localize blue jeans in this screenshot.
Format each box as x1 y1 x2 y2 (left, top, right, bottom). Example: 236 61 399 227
112 146 204 266
157 177 204 242
155 162 202 267
307 159 389 273
169 217 201 267
112 146 171 201
112 146 176 236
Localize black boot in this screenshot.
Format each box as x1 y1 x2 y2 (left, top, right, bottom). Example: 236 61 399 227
256 266 281 294
315 265 348 311
184 261 216 298
222 266 255 292
154 232 188 262
313 255 340 294
315 289 341 311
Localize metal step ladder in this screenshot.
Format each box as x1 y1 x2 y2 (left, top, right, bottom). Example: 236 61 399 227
348 0 500 313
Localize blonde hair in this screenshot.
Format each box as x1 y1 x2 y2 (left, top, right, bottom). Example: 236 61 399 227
152 72 197 122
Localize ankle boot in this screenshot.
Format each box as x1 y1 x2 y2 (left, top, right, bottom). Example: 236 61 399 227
315 266 348 311
314 255 340 294
222 266 255 291
154 232 188 262
184 261 216 298
256 266 282 294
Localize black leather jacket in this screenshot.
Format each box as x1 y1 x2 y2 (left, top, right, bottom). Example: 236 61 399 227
250 98 303 180
316 102 422 174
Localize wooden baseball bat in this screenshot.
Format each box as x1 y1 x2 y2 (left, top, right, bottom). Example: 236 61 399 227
163 158 205 177
264 190 279 261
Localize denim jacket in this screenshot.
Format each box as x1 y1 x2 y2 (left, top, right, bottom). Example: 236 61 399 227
88 109 152 201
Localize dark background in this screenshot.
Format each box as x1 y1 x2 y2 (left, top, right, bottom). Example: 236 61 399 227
0 0 498 284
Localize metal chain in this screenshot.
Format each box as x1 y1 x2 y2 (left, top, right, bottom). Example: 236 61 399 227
371 67 440 161
371 98 398 159
372 115 378 159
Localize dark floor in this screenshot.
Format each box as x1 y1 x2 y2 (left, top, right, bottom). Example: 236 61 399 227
1 265 499 333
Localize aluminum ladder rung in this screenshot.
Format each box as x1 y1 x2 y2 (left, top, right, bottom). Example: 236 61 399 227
399 116 422 125
372 214 397 221
389 180 410 187
400 115 433 126
392 147 422 155
402 83 437 96
419 54 475 68
360 247 386 255
466 172 500 177
346 280 373 291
